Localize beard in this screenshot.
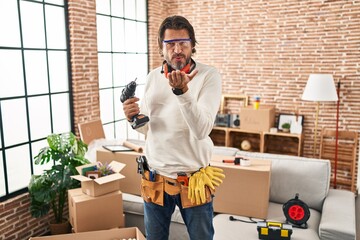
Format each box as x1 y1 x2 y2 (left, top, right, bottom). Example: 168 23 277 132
165 53 191 70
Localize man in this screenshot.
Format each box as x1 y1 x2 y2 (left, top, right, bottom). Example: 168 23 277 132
122 15 223 240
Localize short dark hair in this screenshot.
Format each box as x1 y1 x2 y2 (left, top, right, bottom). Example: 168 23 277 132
157 15 197 56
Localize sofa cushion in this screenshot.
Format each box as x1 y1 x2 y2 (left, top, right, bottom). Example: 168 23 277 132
213 146 240 156
235 151 331 212
214 202 321 240
319 189 356 240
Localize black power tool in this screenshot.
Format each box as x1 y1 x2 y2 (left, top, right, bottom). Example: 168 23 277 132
120 78 149 129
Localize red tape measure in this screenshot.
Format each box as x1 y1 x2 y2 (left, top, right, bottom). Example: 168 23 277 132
282 193 310 228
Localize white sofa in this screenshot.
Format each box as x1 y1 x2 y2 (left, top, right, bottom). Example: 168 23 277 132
121 149 356 240
213 151 356 240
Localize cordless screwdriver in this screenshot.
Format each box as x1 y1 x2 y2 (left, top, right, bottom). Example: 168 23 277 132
120 78 149 129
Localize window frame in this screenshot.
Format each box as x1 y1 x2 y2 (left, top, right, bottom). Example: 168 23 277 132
96 0 148 141
0 0 73 202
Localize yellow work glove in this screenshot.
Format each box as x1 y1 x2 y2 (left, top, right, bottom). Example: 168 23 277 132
203 166 225 188
188 170 212 205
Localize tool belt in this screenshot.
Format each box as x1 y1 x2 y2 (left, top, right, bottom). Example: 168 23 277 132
140 170 212 208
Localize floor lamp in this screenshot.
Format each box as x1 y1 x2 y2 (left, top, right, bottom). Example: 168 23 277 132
301 74 338 158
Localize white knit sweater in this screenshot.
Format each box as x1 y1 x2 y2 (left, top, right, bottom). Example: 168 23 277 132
136 61 222 179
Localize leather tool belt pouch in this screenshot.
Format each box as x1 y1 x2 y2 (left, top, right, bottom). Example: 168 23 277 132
179 184 212 209
163 176 181 196
140 171 164 206
140 171 213 208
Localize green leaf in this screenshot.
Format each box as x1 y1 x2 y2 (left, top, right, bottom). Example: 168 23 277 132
29 194 51 218
29 131 90 222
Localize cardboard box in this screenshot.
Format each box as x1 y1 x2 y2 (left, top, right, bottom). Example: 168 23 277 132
240 105 275 131
29 227 145 240
211 155 271 219
96 149 143 196
68 188 124 232
78 119 105 145
71 161 125 197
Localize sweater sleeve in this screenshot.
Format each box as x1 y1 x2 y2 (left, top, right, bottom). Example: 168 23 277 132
176 67 222 140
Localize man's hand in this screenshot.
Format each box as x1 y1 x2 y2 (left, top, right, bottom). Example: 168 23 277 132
168 69 198 93
122 97 140 121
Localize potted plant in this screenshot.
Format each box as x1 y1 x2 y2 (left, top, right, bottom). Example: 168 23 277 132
28 132 90 235
281 122 291 133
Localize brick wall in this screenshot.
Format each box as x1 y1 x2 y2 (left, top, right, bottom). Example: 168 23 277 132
0 193 69 240
68 0 100 136
2 1 359 239
147 0 360 190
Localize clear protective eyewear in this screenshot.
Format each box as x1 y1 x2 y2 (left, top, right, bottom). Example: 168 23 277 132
163 38 191 50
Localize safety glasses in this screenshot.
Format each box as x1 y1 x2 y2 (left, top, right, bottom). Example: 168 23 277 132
163 38 191 50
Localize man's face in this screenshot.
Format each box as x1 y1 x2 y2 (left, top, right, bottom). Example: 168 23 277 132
162 29 192 70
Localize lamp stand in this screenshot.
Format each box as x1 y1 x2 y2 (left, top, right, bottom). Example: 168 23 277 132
313 102 320 158
334 81 341 189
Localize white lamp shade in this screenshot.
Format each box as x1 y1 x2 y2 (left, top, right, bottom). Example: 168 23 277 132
301 74 338 101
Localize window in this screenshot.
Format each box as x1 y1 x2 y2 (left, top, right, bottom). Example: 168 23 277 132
96 0 148 141
0 0 71 200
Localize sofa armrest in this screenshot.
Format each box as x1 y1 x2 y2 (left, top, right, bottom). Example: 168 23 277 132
319 189 356 240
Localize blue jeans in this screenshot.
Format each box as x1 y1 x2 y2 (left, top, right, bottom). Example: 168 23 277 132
144 192 214 240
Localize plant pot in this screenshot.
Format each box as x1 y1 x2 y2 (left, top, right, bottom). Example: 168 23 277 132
49 219 71 235
282 128 290 133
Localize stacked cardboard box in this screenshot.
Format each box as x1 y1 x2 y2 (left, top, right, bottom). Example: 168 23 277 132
96 149 143 196
68 161 127 232
29 227 145 240
240 105 275 132
71 161 125 197
68 188 125 232
211 155 271 219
